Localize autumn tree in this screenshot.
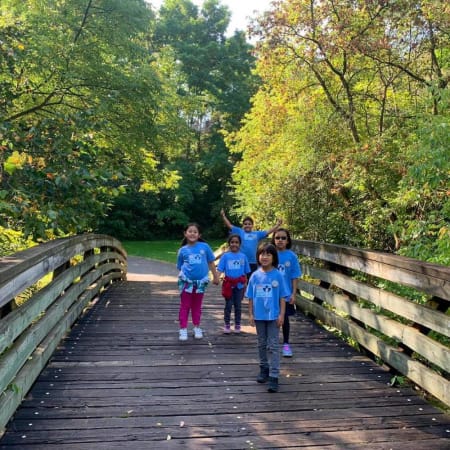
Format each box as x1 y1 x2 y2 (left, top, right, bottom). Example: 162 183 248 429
229 0 449 259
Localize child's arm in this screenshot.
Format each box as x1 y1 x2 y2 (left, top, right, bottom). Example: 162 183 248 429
208 261 220 285
266 218 283 236
220 209 233 230
277 297 286 327
290 278 298 304
247 298 255 326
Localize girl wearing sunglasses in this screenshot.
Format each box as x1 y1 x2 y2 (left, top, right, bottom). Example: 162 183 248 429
271 228 302 357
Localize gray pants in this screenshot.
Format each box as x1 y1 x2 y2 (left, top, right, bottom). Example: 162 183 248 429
255 320 280 378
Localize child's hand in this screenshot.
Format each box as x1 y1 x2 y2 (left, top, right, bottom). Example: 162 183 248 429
212 273 220 285
276 315 284 327
249 315 255 327
289 294 296 305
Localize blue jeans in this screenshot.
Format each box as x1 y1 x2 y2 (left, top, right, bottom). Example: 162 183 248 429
255 320 280 378
224 287 244 326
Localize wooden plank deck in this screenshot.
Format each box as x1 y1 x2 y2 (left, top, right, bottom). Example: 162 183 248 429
1 261 449 449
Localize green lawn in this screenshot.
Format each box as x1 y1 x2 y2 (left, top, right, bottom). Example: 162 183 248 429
122 239 225 264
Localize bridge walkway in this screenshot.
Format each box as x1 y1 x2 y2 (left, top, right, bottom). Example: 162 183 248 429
1 258 449 449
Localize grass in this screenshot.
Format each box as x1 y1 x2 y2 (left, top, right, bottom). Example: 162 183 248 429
122 239 225 264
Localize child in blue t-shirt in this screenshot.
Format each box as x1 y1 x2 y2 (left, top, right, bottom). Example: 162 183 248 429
220 209 282 275
245 243 289 393
217 234 250 334
272 228 302 358
177 223 219 341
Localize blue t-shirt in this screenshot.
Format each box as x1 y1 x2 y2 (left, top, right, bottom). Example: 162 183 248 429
245 268 289 320
177 242 215 280
217 251 250 284
231 225 267 264
277 250 302 297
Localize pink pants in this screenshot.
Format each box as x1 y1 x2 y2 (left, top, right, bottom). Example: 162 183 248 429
179 288 204 329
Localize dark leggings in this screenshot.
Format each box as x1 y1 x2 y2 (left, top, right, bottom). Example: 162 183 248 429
282 313 290 344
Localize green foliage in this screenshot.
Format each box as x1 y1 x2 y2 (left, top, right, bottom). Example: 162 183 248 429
227 0 450 264
0 0 178 239
1 0 447 269
390 375 408 387
390 105 450 265
0 0 258 242
7 383 20 394
0 226 35 257
130 0 257 234
97 190 189 240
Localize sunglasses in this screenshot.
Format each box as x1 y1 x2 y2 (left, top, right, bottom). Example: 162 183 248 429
275 236 287 240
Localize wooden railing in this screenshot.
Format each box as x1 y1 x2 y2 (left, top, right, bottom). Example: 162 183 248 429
291 240 449 407
0 234 127 431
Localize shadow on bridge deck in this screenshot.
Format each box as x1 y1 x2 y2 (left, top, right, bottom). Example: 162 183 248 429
1 258 449 449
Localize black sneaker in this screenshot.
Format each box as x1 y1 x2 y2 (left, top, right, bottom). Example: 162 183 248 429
267 377 279 393
256 368 269 383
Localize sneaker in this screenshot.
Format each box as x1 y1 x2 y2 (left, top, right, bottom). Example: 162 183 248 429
179 328 188 341
234 325 241 334
193 327 203 339
268 377 279 393
223 325 231 334
282 343 293 357
256 368 269 384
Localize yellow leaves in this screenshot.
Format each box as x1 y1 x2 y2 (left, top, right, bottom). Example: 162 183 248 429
139 169 181 193
438 226 449 240
139 181 158 192
164 170 181 189
4 151 30 175
143 150 158 170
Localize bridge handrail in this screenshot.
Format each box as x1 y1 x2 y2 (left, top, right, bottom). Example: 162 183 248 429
0 234 127 431
291 239 449 407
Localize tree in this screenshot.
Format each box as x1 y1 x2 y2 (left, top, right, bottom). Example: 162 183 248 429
139 0 258 233
0 0 174 239
228 0 449 258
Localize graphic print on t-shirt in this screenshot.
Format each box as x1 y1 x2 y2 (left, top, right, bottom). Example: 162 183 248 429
227 259 243 270
189 253 203 264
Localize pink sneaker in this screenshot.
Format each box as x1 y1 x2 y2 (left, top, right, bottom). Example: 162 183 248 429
234 325 241 334
224 325 231 334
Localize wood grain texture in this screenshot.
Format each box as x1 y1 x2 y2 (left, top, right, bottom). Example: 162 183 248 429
1 279 449 449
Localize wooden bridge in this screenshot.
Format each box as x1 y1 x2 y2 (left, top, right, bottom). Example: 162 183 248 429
0 235 449 448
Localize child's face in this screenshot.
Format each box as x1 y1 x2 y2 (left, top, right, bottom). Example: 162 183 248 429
274 232 288 250
259 250 274 269
184 226 200 244
228 237 241 252
242 220 253 232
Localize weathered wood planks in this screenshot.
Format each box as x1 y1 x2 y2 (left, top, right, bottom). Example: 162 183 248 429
1 279 449 449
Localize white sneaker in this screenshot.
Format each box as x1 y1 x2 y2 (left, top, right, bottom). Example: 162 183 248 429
193 327 203 339
179 328 188 341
